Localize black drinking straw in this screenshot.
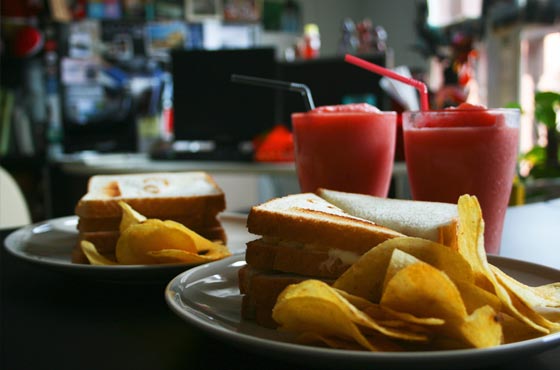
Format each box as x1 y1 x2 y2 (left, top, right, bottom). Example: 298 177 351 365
231 74 315 111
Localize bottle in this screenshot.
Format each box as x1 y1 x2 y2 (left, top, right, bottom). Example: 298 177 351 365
302 23 320 59
338 18 358 54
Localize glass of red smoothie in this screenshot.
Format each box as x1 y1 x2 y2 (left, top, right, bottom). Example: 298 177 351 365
402 104 520 254
291 103 397 197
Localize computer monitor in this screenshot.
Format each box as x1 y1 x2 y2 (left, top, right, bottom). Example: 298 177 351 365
171 47 277 159
276 53 388 125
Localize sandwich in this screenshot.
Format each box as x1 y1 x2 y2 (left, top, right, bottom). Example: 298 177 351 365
72 171 226 264
240 192 405 328
317 188 458 248
240 190 459 328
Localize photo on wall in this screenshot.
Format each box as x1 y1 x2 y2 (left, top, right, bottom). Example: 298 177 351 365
185 0 223 21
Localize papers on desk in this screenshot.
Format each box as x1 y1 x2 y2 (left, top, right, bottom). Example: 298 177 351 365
501 199 560 269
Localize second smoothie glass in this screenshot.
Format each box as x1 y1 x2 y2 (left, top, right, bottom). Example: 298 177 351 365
402 107 520 254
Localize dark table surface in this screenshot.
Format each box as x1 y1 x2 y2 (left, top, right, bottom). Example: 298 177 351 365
2 226 560 370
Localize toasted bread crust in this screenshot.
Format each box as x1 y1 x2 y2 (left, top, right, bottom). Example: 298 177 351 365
247 206 403 254
75 172 226 218
75 195 225 219
239 265 334 328
245 239 353 279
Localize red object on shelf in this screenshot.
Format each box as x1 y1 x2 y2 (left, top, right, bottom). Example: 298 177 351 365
254 125 295 162
13 25 43 58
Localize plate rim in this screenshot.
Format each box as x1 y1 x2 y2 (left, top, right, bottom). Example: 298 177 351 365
3 212 250 277
165 253 560 365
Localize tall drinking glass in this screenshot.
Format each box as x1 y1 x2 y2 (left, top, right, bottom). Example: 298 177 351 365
402 107 520 254
292 103 397 196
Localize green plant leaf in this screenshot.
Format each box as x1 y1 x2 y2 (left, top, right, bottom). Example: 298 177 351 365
535 91 560 129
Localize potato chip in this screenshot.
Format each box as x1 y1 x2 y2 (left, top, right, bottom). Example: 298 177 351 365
333 237 473 302
118 201 147 233
535 283 560 302
146 242 231 265
116 220 197 264
337 288 442 334
334 288 378 311
491 265 560 308
381 262 467 322
456 195 552 334
501 313 548 344
490 265 560 331
534 283 560 321
272 279 429 351
383 249 499 321
382 249 422 291
456 195 494 291
459 305 503 348
454 280 502 314
80 240 118 266
380 261 502 348
374 305 444 327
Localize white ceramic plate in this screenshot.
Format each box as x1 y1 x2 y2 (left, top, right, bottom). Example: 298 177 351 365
4 213 254 282
165 254 560 370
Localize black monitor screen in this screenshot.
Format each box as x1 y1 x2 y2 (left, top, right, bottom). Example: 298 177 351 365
276 54 387 125
171 48 277 144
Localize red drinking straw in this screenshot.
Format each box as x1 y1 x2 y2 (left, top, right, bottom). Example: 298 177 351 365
344 54 429 111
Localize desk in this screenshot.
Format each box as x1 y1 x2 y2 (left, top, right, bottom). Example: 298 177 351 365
2 202 559 370
56 153 298 176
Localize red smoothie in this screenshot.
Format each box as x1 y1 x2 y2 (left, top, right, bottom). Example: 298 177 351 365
292 103 396 196
403 104 520 254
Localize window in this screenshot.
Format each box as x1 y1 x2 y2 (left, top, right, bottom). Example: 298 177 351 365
519 26 560 175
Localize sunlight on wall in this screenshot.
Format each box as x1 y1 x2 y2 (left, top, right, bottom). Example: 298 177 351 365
519 30 560 176
538 33 560 91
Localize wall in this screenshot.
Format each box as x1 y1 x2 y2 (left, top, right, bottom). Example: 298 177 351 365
296 0 426 70
298 0 364 56
361 0 425 70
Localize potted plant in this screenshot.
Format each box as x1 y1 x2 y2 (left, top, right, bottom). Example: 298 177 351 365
517 91 560 202
521 91 560 179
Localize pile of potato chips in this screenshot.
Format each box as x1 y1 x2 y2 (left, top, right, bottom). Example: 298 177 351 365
272 195 560 351
81 202 231 266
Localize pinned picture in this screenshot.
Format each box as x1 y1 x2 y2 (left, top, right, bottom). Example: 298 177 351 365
185 0 223 21
145 21 188 58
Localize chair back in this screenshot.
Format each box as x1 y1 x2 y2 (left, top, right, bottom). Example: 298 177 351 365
0 166 31 229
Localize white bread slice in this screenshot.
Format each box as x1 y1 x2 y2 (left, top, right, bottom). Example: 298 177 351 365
317 188 458 244
75 172 225 218
246 193 405 255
